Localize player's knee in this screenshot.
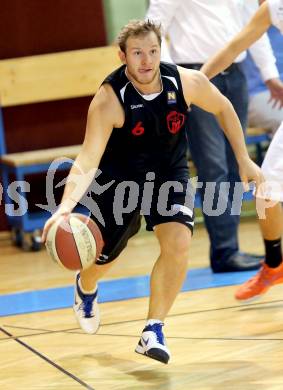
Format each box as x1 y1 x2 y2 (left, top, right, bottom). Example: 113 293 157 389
161 230 190 262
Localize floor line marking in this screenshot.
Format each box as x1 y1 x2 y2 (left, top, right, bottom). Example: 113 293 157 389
0 327 95 390
1 267 262 317
1 298 282 341
95 333 283 342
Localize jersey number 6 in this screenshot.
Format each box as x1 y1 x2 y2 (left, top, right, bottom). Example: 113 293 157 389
132 121 145 136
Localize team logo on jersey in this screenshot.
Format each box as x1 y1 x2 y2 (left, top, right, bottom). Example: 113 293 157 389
167 111 185 134
167 91 176 104
131 121 145 136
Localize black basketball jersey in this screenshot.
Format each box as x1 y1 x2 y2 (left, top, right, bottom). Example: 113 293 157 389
99 62 189 181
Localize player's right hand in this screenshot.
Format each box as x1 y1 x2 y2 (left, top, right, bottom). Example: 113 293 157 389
41 209 70 243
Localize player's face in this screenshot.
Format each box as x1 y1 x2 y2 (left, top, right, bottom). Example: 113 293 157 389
120 32 161 87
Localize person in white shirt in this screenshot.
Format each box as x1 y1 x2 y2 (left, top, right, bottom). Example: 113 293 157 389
146 0 283 273
202 0 283 300
242 25 283 134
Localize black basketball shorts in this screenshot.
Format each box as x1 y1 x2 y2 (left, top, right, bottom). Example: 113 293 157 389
88 174 195 264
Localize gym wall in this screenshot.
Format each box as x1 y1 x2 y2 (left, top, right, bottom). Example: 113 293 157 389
0 0 148 231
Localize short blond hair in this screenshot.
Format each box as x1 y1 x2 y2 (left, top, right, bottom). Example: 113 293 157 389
117 19 162 53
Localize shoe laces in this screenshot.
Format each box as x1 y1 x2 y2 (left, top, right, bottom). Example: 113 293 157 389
151 323 165 345
79 295 95 318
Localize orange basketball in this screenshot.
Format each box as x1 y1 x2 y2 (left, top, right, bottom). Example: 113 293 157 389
45 213 104 271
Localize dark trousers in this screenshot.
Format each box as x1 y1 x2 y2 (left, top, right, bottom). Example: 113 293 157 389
180 63 248 267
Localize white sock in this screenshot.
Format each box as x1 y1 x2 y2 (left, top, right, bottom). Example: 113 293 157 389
146 319 164 327
78 278 97 295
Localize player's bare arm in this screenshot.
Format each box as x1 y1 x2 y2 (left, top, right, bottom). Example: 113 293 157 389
42 84 124 241
200 2 271 79
179 67 264 189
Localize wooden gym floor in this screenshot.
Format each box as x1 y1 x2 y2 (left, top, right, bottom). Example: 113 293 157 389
1 217 283 389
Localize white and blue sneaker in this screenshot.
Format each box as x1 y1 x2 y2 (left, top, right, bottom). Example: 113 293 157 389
135 321 170 364
73 274 100 334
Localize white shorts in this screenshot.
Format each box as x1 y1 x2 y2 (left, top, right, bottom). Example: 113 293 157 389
260 121 283 201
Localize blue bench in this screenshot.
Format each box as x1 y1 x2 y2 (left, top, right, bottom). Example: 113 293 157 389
245 127 271 165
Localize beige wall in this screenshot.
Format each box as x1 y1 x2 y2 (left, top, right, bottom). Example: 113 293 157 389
103 0 148 43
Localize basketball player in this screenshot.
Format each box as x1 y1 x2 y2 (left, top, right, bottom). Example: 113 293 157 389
202 0 283 301
42 20 263 364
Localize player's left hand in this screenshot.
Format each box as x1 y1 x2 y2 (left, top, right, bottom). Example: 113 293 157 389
238 157 265 192
265 78 283 109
